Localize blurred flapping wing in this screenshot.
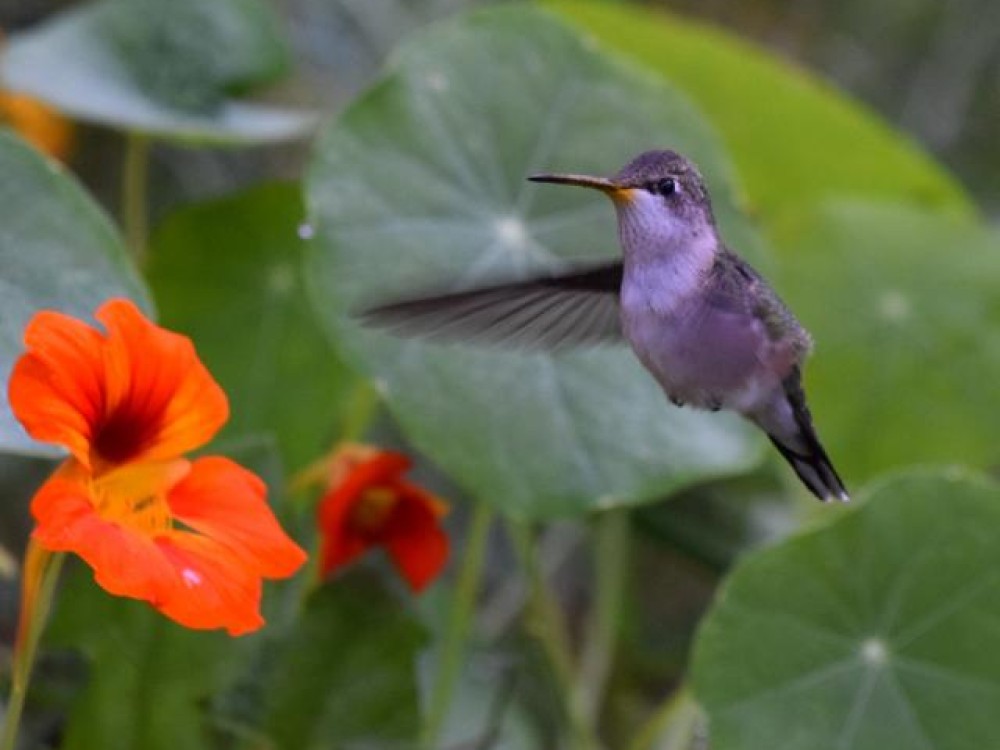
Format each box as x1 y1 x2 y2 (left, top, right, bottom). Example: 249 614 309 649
358 262 624 351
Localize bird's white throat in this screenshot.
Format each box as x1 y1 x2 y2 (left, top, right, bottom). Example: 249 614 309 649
616 192 716 316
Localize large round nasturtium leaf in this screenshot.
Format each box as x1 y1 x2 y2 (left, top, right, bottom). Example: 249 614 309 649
545 0 972 223
103 0 290 113
305 6 765 518
693 469 1000 750
771 201 1000 483
1 2 315 145
147 183 360 472
0 131 149 457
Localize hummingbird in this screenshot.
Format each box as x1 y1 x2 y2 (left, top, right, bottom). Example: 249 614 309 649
360 150 848 502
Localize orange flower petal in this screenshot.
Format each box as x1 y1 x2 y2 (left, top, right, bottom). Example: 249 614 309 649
316 483 373 577
9 312 105 466
9 299 229 470
167 457 307 579
317 451 411 530
323 442 383 488
154 534 265 636
383 489 450 592
315 452 411 578
315 449 449 590
31 469 180 605
94 299 228 467
31 456 295 635
0 91 74 161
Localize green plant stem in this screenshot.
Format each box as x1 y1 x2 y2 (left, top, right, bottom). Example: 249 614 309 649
574 509 629 720
121 132 150 264
289 381 381 496
292 381 384 610
627 687 701 750
339 380 379 443
508 522 603 750
421 501 494 749
2 544 65 750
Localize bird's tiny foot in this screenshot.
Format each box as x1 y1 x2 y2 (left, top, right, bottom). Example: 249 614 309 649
707 396 723 412
668 394 685 408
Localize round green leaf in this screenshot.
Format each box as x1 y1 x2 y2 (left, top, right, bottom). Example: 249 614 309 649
772 201 1000 483
1 3 316 145
305 6 764 518
147 183 360 472
693 469 1000 750
104 0 290 113
0 131 148 457
545 0 972 222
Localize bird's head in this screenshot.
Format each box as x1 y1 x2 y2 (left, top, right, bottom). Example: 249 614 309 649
529 150 716 250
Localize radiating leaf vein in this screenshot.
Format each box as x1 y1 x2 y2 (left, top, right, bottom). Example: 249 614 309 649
891 570 1000 649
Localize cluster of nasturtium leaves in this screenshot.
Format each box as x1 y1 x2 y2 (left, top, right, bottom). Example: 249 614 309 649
2 0 1000 748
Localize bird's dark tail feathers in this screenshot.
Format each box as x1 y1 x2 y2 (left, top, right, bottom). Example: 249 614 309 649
766 368 849 503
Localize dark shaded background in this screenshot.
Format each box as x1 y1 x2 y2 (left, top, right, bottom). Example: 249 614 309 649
3 0 998 214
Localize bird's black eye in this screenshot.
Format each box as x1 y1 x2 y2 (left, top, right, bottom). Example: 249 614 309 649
653 178 677 196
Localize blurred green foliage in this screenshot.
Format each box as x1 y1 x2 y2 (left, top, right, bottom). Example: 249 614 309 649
546 0 972 224
104 0 290 112
263 580 426 748
46 566 240 750
774 202 1000 481
147 183 359 472
1 1 314 144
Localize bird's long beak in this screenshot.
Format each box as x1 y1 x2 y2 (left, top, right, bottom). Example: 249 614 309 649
528 173 634 202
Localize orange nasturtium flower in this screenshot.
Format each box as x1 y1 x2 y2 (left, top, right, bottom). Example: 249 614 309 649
317 444 449 593
8 299 306 635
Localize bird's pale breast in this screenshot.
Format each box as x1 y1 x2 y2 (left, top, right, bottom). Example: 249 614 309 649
622 294 797 412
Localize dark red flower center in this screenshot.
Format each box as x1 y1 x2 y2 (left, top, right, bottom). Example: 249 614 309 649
350 486 400 537
92 405 161 466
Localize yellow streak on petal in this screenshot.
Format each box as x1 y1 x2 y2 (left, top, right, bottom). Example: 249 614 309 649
92 460 190 536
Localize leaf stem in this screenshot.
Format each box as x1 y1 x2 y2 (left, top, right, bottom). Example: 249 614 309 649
121 132 150 264
2 541 65 750
421 501 493 749
508 522 603 750
288 380 380 495
338 380 379 444
627 687 702 750
574 509 629 721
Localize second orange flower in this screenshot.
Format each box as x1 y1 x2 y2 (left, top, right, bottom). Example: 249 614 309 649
316 443 450 593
